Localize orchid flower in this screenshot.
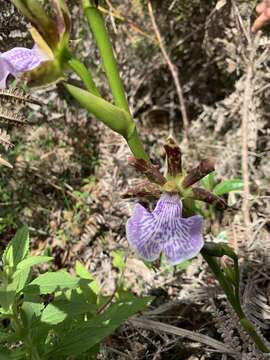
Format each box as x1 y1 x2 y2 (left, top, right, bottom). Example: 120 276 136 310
124 137 227 265
0 43 51 89
6 0 71 88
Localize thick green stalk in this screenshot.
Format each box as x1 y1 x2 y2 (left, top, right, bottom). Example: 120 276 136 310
202 253 243 316
68 58 100 96
240 319 269 353
82 2 130 113
65 83 149 161
65 83 132 137
127 128 149 161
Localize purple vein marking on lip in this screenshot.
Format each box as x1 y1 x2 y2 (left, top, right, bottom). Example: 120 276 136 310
126 193 204 265
0 46 48 88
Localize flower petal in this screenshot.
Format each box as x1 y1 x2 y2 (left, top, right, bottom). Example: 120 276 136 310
162 215 203 265
126 193 204 265
0 47 47 76
126 203 162 261
0 57 13 89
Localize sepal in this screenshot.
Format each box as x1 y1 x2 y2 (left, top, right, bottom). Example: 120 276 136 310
22 60 64 88
121 181 161 199
128 157 166 185
182 159 215 188
163 136 182 177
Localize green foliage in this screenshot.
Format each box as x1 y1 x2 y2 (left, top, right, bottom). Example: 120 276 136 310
199 173 244 216
200 173 244 196
0 226 151 359
112 250 126 273
213 179 244 196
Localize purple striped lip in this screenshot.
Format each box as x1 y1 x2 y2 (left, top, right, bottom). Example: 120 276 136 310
0 46 48 88
126 193 204 265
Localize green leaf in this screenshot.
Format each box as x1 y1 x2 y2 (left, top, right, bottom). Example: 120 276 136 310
22 293 44 319
84 343 100 360
112 251 125 273
213 179 244 196
21 300 44 329
41 298 96 325
0 348 12 360
2 226 29 268
68 58 100 96
176 260 191 271
9 267 31 293
76 261 100 295
65 84 135 139
0 287 16 311
200 172 215 191
17 256 53 270
0 347 26 360
0 329 9 342
48 296 151 356
75 261 93 280
24 271 80 294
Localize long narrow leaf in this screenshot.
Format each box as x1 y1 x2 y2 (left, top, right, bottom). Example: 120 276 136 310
65 83 134 139
48 296 151 356
213 179 244 196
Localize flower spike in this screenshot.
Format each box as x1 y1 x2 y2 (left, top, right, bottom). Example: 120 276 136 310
126 193 203 265
5 1 71 88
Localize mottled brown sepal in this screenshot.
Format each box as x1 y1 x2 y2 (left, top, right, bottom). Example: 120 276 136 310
182 159 215 188
128 157 166 185
191 187 227 209
164 136 182 176
121 181 161 199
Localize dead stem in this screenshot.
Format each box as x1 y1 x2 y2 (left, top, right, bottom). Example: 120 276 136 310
242 52 252 232
130 318 236 355
99 3 155 42
147 1 189 143
232 1 258 238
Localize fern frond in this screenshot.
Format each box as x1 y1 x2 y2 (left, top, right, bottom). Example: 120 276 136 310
243 284 270 330
0 155 12 168
0 109 27 126
0 88 42 106
0 129 13 150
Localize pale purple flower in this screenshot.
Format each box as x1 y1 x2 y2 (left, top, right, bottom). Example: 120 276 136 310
126 193 204 265
0 46 48 88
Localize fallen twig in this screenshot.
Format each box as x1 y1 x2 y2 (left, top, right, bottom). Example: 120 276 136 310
147 0 189 143
130 317 238 355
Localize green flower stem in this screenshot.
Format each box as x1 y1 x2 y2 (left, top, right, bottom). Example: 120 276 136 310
68 58 100 96
202 253 269 353
202 253 242 316
82 2 130 113
126 127 149 161
240 319 270 353
65 83 132 137
65 83 149 161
